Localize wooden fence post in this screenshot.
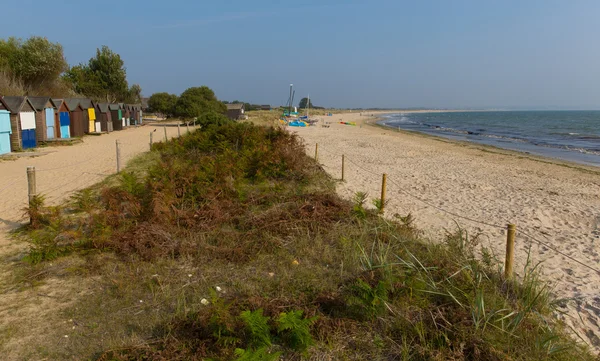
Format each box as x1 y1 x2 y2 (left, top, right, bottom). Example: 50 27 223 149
149 132 153 150
505 224 516 279
27 166 36 204
341 154 345 181
315 143 319 162
177 123 181 137
116 140 121 173
27 166 36 225
380 173 387 214
186 122 190 133
164 126 168 142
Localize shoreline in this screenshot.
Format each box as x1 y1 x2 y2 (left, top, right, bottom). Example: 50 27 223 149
370 110 600 169
362 111 600 174
292 111 600 351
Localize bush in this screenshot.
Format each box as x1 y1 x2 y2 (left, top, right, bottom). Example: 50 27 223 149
194 111 232 128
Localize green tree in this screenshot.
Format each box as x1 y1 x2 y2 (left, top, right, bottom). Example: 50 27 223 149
148 92 178 117
0 38 19 73
174 86 226 119
298 97 314 109
0 36 68 93
65 45 129 102
126 84 143 104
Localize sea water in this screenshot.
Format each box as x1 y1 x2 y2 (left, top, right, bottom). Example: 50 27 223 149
380 111 600 167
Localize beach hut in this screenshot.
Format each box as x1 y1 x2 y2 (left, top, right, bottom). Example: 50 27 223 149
226 103 245 120
123 104 132 127
65 99 85 137
131 104 142 125
131 105 140 125
75 98 97 133
109 104 123 131
118 103 127 128
96 103 113 132
0 97 12 155
3 96 38 150
52 99 71 139
28 96 57 142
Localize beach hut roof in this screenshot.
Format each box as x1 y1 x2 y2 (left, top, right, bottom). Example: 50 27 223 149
2 96 36 114
226 103 244 110
108 104 121 111
27 96 54 111
74 98 94 109
51 99 70 111
97 103 111 113
64 98 83 111
0 97 9 111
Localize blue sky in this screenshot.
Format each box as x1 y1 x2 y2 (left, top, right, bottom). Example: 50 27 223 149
2 0 600 109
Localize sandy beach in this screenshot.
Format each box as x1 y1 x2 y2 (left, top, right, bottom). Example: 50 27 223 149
293 111 600 350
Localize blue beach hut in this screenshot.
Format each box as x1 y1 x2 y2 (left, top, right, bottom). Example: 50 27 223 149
0 97 11 155
3 96 37 150
52 99 71 139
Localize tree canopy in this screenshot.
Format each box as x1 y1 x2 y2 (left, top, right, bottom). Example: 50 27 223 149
0 36 69 96
64 45 140 103
298 97 314 109
148 92 178 117
174 86 226 119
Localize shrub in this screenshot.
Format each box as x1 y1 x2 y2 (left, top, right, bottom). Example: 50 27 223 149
194 111 232 128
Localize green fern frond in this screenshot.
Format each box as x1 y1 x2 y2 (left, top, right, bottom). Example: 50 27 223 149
240 309 272 347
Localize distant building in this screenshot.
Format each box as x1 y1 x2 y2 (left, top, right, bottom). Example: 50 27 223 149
226 103 245 120
260 105 271 111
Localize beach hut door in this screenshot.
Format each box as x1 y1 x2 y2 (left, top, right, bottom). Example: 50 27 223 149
20 112 37 149
45 108 55 139
60 112 71 138
0 110 11 155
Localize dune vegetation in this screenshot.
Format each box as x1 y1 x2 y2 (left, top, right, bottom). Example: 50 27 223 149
10 122 596 360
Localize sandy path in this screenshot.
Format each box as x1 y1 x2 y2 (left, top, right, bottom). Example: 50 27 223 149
0 124 194 256
293 112 600 350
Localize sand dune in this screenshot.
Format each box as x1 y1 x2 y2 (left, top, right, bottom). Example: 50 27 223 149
293 111 600 350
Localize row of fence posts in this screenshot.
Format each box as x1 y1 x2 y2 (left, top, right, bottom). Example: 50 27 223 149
149 123 190 151
312 143 517 280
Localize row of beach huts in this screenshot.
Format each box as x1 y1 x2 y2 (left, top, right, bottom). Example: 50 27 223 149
0 96 143 155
